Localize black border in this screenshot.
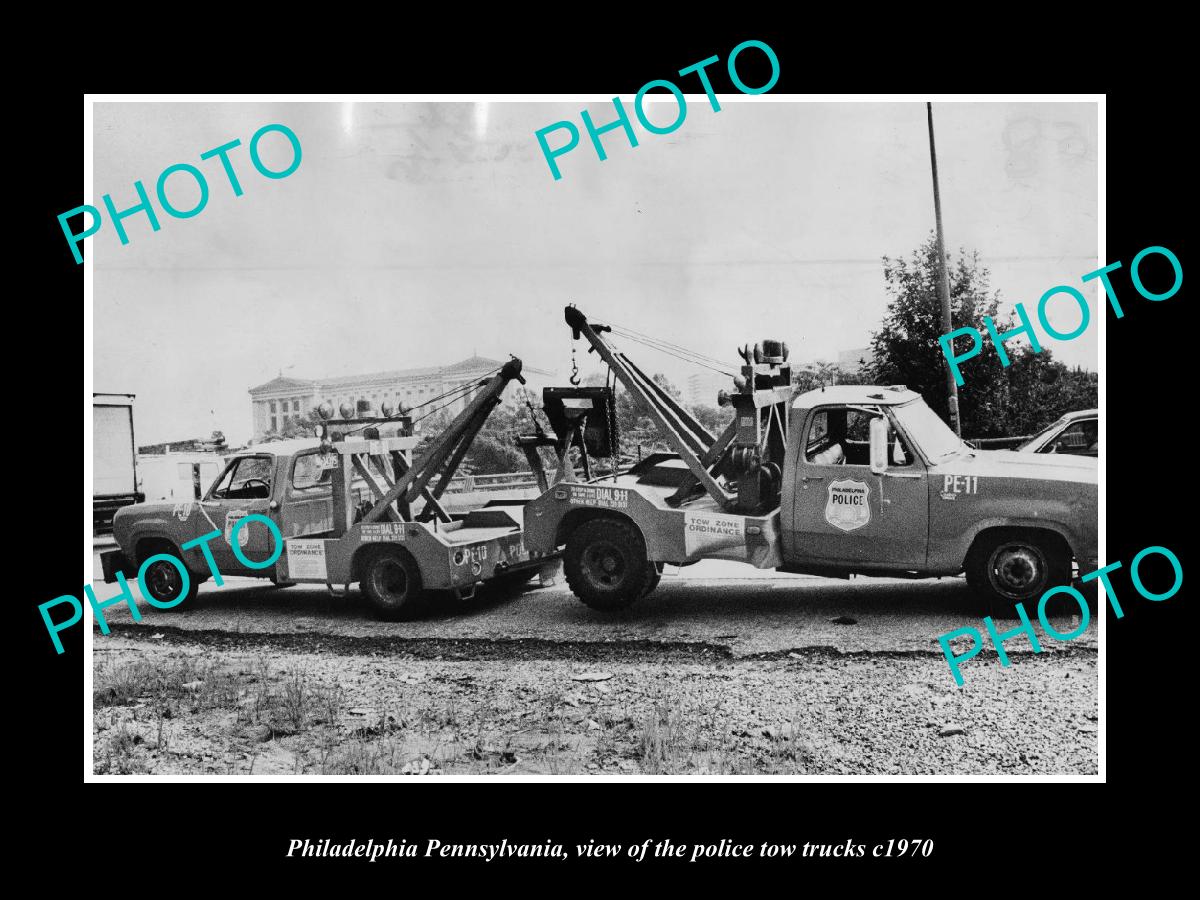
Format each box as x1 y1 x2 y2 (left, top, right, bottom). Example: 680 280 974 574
23 27 1188 882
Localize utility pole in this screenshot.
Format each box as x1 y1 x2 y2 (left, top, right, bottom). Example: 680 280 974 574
927 102 962 436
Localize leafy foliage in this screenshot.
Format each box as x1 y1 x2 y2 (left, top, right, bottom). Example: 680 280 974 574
411 388 538 476
792 361 870 394
868 235 1097 439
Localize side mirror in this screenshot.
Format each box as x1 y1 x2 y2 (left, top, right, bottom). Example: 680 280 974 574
869 416 889 475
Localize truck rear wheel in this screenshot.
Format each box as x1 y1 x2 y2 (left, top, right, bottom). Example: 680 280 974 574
563 518 655 611
966 531 1071 619
360 547 425 621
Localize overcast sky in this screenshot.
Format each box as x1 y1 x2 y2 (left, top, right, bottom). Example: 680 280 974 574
92 100 1097 446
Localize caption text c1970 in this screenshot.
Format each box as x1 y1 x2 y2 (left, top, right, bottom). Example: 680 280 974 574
286 836 934 862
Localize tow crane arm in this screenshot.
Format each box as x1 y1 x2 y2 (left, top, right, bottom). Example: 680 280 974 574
564 305 792 514
328 358 526 528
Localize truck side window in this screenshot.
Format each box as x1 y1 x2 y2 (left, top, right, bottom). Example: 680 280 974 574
1043 419 1098 457
805 410 837 463
806 406 915 468
805 408 848 465
209 456 273 500
292 451 333 491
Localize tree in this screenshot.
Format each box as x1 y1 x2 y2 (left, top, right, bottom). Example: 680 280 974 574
792 361 870 394
460 394 533 475
867 234 1096 439
573 370 736 460
688 400 733 437
411 396 538 476
411 409 453 463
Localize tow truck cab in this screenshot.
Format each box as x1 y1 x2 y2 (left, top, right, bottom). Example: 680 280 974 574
107 439 332 583
520 305 1096 617
104 357 552 618
779 386 1097 580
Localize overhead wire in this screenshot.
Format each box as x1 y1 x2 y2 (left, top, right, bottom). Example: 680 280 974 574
411 382 486 426
607 328 737 377
409 365 504 411
340 366 505 436
604 320 735 370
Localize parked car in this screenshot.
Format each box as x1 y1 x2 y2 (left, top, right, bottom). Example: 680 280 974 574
1017 409 1098 457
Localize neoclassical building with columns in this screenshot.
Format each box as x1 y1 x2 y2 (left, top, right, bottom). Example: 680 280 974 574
248 356 553 442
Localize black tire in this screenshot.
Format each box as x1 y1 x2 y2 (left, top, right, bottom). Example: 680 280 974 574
563 518 654 611
138 553 201 611
360 547 425 621
965 531 1071 619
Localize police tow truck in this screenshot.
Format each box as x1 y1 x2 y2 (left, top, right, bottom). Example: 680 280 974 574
521 307 1097 617
103 358 554 619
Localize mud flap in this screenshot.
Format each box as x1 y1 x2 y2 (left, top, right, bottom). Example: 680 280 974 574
100 548 135 584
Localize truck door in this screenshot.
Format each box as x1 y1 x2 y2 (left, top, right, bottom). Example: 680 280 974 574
278 449 336 538
201 454 278 573
791 405 929 569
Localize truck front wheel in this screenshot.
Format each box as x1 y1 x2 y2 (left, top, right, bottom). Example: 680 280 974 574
360 547 425 621
965 531 1071 619
563 518 655 611
139 555 201 610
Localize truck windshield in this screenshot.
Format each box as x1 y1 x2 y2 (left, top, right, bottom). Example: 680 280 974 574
208 455 273 500
891 400 964 463
1017 415 1068 451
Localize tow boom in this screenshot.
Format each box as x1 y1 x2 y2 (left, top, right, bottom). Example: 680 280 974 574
563 305 792 514
325 358 526 528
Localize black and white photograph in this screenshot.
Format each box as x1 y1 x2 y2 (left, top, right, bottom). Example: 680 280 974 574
80 94 1105 780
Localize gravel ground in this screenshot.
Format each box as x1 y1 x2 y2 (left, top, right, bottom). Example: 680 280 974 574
89 544 1098 776
92 634 1096 776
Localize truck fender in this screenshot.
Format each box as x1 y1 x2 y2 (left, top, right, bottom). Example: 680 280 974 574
554 507 644 550
953 518 1081 572
127 527 208 578
350 542 420 585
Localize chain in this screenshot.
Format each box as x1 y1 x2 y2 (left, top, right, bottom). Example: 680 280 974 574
569 342 580 386
607 367 618 480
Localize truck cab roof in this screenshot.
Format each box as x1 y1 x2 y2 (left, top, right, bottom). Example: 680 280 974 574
792 385 921 409
235 438 323 458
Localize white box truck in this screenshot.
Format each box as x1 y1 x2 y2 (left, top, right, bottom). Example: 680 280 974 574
93 393 144 533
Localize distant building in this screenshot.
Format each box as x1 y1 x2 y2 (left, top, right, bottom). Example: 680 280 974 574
248 356 553 442
686 372 731 407
837 347 874 374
